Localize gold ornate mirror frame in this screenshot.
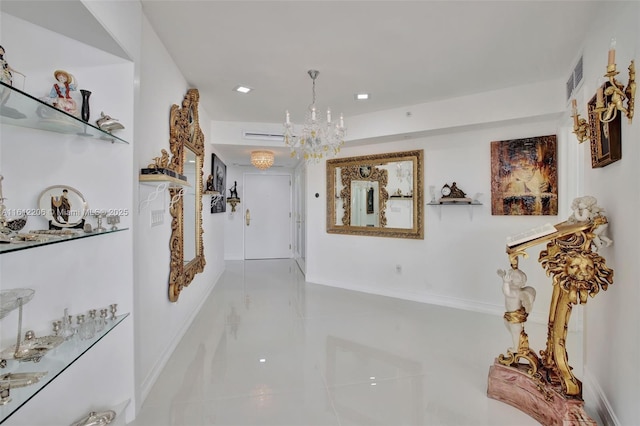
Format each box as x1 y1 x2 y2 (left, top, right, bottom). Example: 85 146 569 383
167 89 206 302
327 150 424 239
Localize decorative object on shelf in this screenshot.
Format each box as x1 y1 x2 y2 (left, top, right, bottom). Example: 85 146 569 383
283 70 346 163
588 82 622 168
490 135 558 216
80 89 91 122
0 44 26 118
570 98 590 143
210 153 226 213
167 89 206 302
37 185 87 230
92 211 107 233
0 372 48 405
488 201 613 425
0 331 64 363
567 196 612 252
250 150 274 170
226 181 241 212
205 174 214 193
70 409 116 426
47 69 79 117
229 181 238 199
0 175 27 236
95 111 125 133
327 150 424 239
109 304 118 321
0 288 35 320
144 149 177 178
438 182 472 204
106 214 120 231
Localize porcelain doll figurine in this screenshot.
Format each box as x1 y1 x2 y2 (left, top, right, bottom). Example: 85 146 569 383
48 69 79 116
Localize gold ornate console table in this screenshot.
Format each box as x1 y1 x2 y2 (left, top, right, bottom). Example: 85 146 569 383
488 217 613 425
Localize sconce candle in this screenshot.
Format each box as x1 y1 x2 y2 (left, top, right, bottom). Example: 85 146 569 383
608 38 616 66
596 87 604 108
571 99 578 126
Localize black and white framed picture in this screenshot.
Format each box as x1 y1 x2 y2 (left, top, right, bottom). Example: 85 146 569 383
211 153 226 213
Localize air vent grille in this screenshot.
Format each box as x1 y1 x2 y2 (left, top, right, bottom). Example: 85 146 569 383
243 131 284 142
566 55 584 100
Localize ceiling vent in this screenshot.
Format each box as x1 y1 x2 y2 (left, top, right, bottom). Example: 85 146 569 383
566 55 584 101
242 131 284 142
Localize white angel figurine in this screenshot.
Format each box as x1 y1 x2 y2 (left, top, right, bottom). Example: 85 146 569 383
497 268 536 352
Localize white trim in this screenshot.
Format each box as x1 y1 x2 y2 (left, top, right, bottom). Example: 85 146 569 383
583 367 620 426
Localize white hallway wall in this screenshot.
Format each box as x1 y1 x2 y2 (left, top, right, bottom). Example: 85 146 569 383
80 0 637 423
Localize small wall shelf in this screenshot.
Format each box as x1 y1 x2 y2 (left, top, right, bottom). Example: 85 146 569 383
0 228 128 255
139 174 190 187
0 313 129 424
427 201 483 220
0 82 128 144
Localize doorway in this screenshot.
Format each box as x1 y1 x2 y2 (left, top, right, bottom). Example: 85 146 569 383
243 173 292 259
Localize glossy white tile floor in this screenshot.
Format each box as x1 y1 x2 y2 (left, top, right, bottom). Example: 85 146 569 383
130 259 598 426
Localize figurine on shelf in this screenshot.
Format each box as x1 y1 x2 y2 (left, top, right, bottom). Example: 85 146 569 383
567 195 603 223
497 267 536 352
206 174 214 192
0 45 27 119
229 181 238 199
148 149 170 169
96 111 125 133
449 182 467 198
48 69 79 116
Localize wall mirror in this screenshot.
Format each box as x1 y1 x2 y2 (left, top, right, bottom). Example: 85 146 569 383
327 150 424 239
167 89 206 302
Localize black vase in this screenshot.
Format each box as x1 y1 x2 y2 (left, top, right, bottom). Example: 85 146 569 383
80 89 91 122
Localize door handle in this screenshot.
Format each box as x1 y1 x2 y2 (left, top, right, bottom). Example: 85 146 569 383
245 209 251 226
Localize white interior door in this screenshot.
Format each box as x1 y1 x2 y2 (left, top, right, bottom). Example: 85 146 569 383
244 173 292 259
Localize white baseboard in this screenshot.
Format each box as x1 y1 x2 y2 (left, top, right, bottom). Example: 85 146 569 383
583 367 620 426
305 275 550 325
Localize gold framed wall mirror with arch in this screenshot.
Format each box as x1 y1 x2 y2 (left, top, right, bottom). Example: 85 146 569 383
326 150 424 239
167 89 206 302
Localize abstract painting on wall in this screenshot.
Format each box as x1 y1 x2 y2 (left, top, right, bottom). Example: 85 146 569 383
490 135 558 216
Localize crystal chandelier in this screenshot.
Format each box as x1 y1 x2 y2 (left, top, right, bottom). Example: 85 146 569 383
250 150 274 170
283 70 346 163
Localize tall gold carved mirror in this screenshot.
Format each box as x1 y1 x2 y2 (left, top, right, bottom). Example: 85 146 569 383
327 150 424 239
167 89 206 302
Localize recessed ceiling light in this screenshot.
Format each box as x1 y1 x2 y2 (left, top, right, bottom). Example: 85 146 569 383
355 93 370 100
234 85 252 94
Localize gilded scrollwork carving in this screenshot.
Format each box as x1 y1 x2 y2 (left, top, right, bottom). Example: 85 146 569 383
339 165 389 227
501 200 613 398
326 150 424 239
167 89 206 302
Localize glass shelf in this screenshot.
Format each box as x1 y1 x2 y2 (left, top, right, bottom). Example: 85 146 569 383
0 228 128 255
427 201 483 220
0 82 128 144
0 313 129 424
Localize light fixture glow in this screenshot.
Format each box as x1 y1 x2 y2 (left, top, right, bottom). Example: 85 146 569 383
250 151 274 170
234 85 252 94
283 70 346 163
355 93 370 100
259 358 266 363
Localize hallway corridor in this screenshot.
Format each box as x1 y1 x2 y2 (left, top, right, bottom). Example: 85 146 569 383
131 259 595 425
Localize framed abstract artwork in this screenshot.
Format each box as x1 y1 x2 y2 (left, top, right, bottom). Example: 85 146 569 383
490 135 558 216
211 153 226 213
587 82 622 168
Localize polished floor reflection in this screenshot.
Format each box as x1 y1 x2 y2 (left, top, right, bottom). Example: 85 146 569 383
131 259 596 425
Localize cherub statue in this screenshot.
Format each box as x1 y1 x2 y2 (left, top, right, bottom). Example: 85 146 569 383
148 149 170 169
567 196 613 251
497 267 536 352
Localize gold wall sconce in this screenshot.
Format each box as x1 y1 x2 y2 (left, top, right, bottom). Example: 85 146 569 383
227 197 241 212
571 99 590 143
595 39 635 124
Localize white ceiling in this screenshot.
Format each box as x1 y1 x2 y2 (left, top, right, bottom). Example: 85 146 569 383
140 1 601 167
2 1 604 168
